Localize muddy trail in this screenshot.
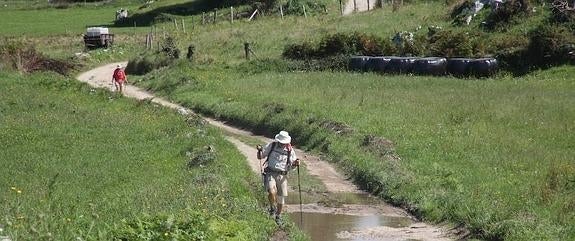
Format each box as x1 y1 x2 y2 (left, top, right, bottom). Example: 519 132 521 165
77 62 452 241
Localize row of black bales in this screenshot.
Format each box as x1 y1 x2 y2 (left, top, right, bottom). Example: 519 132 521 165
349 56 498 77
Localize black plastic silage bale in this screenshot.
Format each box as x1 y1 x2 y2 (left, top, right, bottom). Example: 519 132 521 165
469 58 498 77
413 57 447 76
366 56 392 72
385 57 418 74
349 56 371 72
447 58 473 77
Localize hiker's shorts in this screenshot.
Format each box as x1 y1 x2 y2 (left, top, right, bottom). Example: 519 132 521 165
265 171 288 197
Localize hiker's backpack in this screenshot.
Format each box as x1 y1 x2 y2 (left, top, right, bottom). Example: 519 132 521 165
265 142 292 167
113 69 126 80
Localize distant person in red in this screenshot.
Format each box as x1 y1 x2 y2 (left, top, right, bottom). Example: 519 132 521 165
112 64 128 93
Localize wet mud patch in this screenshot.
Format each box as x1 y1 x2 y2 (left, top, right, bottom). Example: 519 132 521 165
287 212 414 241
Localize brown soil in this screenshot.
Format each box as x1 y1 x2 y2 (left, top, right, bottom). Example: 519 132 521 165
77 62 454 241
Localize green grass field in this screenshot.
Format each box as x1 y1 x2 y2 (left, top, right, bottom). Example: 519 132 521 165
0 71 308 240
125 2 574 240
1 0 574 240
135 60 575 240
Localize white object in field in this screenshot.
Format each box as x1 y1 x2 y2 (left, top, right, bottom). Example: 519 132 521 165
86 27 109 37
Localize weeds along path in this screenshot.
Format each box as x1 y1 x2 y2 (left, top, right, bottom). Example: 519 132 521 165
77 62 452 241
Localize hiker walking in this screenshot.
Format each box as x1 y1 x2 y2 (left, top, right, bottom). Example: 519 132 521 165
257 131 300 225
112 64 128 94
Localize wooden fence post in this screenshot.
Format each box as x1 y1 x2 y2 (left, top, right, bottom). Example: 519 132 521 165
231 7 234 23
280 5 284 19
182 19 186 33
340 0 343 15
354 0 357 11
244 42 251 60
145 34 148 49
213 9 217 23
174 19 178 31
202 12 206 25
303 4 307 18
368 0 371 10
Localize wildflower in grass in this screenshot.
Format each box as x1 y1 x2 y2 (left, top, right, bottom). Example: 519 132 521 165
16 190 21 194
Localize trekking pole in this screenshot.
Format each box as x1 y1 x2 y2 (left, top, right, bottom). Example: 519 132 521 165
257 145 265 191
297 164 303 226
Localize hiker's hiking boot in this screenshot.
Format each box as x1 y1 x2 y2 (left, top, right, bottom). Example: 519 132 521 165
274 214 283 226
268 206 276 216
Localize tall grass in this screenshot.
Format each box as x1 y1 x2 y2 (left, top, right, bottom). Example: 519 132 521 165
0 71 297 240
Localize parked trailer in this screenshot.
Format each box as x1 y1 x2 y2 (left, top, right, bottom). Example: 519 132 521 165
83 27 114 49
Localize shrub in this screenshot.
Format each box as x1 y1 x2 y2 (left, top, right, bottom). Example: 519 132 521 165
283 32 387 60
526 24 575 67
284 0 328 15
125 52 173 75
317 33 355 57
484 0 532 30
428 29 475 57
282 42 316 59
392 31 427 56
162 37 180 59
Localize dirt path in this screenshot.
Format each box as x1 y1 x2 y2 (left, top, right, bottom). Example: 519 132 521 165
77 62 452 241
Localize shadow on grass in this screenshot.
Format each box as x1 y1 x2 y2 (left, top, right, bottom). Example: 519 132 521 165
114 0 248 27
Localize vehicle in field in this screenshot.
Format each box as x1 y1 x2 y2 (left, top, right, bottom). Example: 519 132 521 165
83 27 114 49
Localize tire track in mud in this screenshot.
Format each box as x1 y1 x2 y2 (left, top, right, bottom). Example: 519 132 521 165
77 62 453 241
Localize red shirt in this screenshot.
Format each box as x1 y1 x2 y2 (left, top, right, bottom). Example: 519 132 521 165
113 68 126 81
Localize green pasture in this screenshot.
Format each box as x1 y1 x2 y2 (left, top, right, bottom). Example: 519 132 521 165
0 71 307 240
133 61 575 240
124 1 575 240
1 0 574 240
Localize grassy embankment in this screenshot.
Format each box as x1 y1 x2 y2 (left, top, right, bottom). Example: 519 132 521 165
0 71 308 240
122 1 574 240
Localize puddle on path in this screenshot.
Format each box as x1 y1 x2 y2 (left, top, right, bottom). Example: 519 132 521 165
286 192 384 206
284 192 423 241
287 212 415 241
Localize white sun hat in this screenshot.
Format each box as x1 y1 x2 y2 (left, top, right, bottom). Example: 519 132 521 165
275 131 291 144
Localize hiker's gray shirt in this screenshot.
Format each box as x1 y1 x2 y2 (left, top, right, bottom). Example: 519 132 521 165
262 142 297 172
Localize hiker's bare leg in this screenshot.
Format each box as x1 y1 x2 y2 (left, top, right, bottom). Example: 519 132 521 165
268 192 276 209
277 203 283 215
